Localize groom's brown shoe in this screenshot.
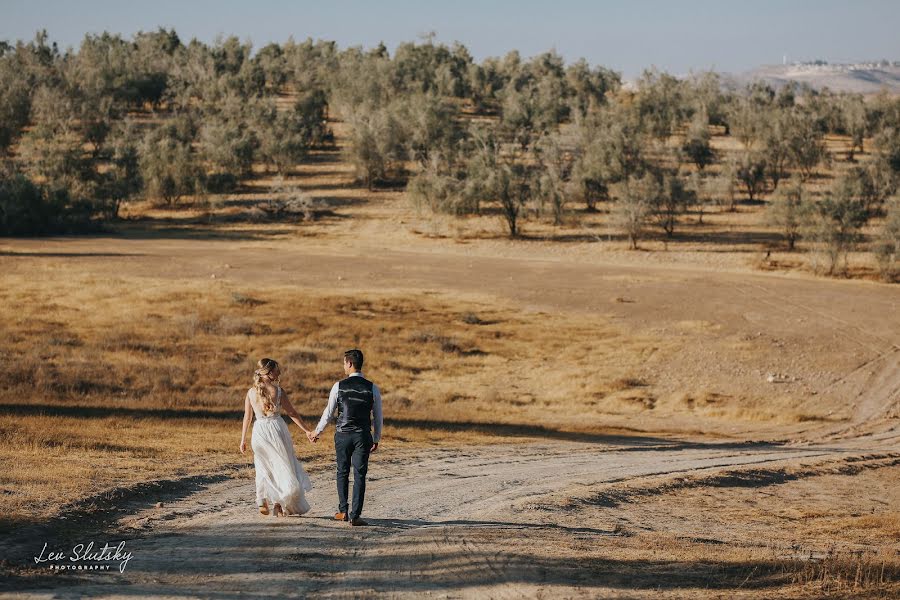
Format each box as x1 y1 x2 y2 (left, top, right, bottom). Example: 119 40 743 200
334 512 349 521
349 517 368 526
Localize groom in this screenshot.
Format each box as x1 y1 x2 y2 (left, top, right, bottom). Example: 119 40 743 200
308 349 383 526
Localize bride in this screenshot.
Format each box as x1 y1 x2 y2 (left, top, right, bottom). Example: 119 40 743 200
239 358 313 517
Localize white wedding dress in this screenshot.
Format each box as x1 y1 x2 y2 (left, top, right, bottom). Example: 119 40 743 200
249 386 312 515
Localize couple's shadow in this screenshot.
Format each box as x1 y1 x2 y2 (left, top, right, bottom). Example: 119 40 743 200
312 515 612 536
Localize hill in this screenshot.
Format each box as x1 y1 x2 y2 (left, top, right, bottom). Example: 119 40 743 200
729 61 900 94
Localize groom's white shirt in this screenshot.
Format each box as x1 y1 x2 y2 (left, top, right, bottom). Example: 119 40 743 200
313 372 383 443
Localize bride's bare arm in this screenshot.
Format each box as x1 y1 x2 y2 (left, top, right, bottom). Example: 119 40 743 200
239 391 252 453
280 395 310 434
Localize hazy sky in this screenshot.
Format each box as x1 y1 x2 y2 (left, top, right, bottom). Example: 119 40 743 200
2 0 899 78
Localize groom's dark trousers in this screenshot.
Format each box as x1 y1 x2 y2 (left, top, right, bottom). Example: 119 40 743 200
335 430 372 519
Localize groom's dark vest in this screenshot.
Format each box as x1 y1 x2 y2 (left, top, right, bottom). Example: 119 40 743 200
335 375 374 434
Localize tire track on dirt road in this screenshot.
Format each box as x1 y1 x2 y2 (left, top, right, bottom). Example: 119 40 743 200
727 278 900 433
8 437 896 599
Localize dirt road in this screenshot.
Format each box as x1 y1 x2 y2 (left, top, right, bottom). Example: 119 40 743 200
11 430 898 599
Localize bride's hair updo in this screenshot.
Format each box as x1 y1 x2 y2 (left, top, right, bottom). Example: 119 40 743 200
253 358 280 416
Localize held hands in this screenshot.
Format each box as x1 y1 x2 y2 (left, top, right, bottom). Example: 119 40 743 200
306 430 319 444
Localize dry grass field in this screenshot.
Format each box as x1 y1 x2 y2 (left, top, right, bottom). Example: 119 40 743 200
1 119 898 598
0 271 656 526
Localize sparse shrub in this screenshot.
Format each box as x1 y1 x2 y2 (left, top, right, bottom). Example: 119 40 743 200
409 331 463 354
461 312 484 325
230 292 265 306
213 315 255 336
263 177 319 221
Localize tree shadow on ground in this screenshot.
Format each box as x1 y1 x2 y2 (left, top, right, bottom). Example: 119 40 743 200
0 403 784 451
3 518 864 597
0 251 148 258
107 220 304 241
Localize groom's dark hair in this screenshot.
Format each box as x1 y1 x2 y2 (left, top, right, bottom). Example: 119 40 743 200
344 349 364 371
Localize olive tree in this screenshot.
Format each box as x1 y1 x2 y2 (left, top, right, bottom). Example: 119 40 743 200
0 54 33 154
255 93 326 175
843 162 897 218
735 152 767 202
570 103 647 212
766 176 810 250
533 132 572 225
465 126 532 237
874 199 900 281
139 117 204 206
688 171 714 224
253 42 288 90
97 122 142 218
788 110 827 181
499 80 559 150
635 69 688 140
650 171 695 238
569 149 610 212
688 72 730 133
841 94 868 161
407 158 466 216
873 127 900 175
0 172 71 234
714 160 738 212
403 92 462 169
343 102 408 189
16 85 96 199
682 110 715 172
805 178 870 275
613 174 656 249
761 108 793 191
565 58 619 118
200 106 259 180
727 95 767 150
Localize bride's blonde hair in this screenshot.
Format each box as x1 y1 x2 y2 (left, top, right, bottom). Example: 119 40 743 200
253 358 280 416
